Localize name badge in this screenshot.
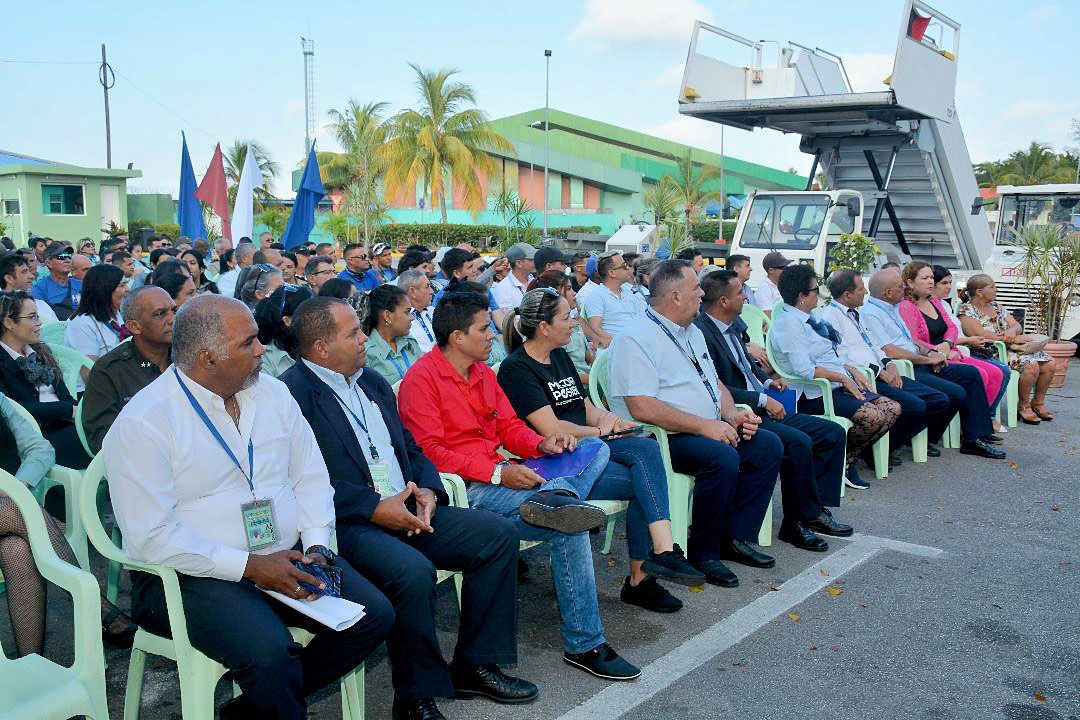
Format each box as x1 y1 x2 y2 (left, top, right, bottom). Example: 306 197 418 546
241 498 279 550
369 464 393 496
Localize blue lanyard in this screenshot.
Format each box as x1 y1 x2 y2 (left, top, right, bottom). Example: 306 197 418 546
173 368 255 492
831 302 875 348
317 374 382 462
870 298 912 340
646 310 721 413
387 347 412 380
413 310 434 342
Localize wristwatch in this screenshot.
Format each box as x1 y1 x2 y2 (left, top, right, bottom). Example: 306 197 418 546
490 461 509 485
305 545 336 564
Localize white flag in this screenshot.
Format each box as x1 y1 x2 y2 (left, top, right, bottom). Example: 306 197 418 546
230 144 264 247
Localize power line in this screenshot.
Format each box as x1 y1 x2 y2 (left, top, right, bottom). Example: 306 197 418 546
112 69 218 142
0 58 98 65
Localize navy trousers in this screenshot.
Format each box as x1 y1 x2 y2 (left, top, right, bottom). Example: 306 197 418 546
667 428 782 562
914 363 994 441
876 374 951 446
760 412 847 512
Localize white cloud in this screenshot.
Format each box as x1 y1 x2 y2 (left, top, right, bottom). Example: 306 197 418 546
1028 4 1059 22
963 98 1080 162
645 63 686 89
641 115 811 178
839 52 895 93
572 0 714 50
282 98 304 117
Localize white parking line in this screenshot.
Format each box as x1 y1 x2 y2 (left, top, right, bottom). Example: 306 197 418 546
554 536 945 720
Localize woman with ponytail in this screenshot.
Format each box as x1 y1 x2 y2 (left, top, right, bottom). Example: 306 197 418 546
253 283 312 377
361 284 423 385
498 288 706 612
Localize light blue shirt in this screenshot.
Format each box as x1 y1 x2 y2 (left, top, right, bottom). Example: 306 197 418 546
707 314 770 408
608 310 722 422
301 359 406 494
769 304 851 400
861 297 918 354
1 394 55 489
584 282 647 339
743 283 759 308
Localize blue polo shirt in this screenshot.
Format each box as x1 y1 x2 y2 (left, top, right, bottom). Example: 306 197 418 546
31 275 82 311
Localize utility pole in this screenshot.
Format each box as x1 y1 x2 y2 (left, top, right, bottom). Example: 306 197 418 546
99 44 115 168
718 126 725 243
301 37 316 155
543 49 552 242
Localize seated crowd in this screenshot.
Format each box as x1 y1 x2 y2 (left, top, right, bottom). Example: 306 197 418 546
1 231 1055 720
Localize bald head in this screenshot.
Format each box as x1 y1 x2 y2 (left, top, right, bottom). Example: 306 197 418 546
868 268 903 304
71 254 92 281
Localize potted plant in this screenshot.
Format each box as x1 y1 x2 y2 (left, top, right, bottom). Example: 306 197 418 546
827 232 880 273
1017 223 1080 387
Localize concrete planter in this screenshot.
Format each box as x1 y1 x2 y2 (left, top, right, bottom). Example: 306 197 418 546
1045 340 1077 388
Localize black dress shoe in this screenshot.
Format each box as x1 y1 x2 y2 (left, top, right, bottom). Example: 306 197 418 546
563 643 641 680
720 539 776 568
392 698 446 720
620 576 684 613
777 520 829 552
981 433 1004 445
888 449 903 468
452 664 539 704
519 489 606 534
692 558 738 588
960 439 1006 460
805 509 853 537
926 443 942 458
640 544 706 587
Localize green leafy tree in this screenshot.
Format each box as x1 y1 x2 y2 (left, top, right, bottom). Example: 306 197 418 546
255 206 289 238
223 140 280 210
380 64 515 225
642 181 679 225
326 100 391 243
661 151 724 244
492 189 533 244
975 141 1076 187
319 213 352 244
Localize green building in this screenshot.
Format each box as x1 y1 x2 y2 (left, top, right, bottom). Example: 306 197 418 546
0 150 141 246
382 108 805 234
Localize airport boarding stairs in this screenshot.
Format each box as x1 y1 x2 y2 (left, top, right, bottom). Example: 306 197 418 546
677 0 992 270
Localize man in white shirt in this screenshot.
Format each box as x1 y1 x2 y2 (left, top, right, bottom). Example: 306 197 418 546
822 269 949 461
491 242 535 311
583 251 646 348
282 297 535 719
216 241 255 298
103 295 392 720
753 251 789 316
399 269 437 354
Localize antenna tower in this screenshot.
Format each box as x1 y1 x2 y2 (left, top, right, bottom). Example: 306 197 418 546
301 37 315 153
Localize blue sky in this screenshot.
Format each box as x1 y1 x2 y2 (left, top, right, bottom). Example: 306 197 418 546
2 0 1076 198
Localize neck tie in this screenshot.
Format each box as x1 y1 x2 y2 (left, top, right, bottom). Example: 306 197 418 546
726 326 765 393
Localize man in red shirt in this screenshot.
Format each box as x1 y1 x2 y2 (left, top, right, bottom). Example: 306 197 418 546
399 292 641 682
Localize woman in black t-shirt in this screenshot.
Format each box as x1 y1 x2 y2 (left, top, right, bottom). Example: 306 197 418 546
498 289 705 611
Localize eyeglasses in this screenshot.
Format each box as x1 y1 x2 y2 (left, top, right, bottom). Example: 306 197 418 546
807 285 820 294
307 267 334 277
17 313 40 322
346 254 368 261
51 254 72 261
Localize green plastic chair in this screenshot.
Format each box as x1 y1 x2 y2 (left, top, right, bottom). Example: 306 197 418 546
763 312 854 498
739 303 768 347
8 400 91 572
76 454 367 720
994 340 1020 429
38 320 69 345
0 468 109 720
75 396 95 459
890 359 928 463
852 367 892 480
44 342 94 398
588 350 772 549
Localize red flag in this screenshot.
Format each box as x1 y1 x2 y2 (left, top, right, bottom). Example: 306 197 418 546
195 143 232 241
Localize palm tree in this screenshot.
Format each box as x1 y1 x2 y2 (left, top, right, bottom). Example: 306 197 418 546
642 181 679 225
315 151 354 192
976 142 1075 187
661 151 724 241
326 100 390 243
223 140 280 209
380 64 515 225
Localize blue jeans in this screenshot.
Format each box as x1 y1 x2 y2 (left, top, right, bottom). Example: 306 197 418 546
983 358 1010 416
466 438 609 654
588 436 670 561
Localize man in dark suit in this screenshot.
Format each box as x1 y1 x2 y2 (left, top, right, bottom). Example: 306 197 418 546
281 297 536 720
694 270 853 550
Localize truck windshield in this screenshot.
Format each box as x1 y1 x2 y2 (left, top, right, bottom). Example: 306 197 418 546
741 196 830 249
997 194 1080 244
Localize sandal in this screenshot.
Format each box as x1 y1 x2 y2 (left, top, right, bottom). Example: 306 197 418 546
102 605 138 648
1032 404 1054 421
1018 407 1042 425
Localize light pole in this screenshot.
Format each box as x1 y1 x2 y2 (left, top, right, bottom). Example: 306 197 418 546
543 49 552 242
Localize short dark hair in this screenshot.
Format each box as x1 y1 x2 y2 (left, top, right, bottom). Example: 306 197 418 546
0 252 28 290
700 269 739 306
153 272 193 301
305 255 334 275
432 291 489 347
439 248 474 278
343 243 365 255
318 278 355 299
110 251 131 266
149 248 177 267
648 259 693 299
932 264 951 285
597 252 622 279
727 254 750 268
364 283 408 335
290 296 346 355
778 264 818 306
397 249 433 274
315 242 335 254
72 264 126 322
880 261 901 271
826 269 860 299
676 248 702 261
151 259 187 285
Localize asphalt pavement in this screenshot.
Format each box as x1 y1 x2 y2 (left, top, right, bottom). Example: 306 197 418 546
7 360 1078 720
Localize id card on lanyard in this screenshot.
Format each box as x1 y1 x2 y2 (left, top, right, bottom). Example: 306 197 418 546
646 311 723 419
173 368 279 551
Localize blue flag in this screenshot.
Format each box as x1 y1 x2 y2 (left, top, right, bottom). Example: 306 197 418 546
178 133 206 241
282 143 324 250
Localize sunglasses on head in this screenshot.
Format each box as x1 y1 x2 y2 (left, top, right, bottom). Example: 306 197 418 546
51 253 72 261
278 283 302 315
